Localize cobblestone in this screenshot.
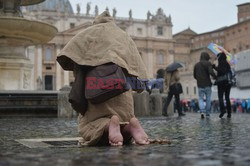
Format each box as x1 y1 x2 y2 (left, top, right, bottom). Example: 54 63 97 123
1 113 250 166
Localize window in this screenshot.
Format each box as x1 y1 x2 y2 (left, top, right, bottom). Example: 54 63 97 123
157 26 163 36
194 86 196 95
211 33 218 37
137 28 143 35
186 86 189 95
46 66 52 70
70 23 75 28
45 48 52 61
157 52 164 65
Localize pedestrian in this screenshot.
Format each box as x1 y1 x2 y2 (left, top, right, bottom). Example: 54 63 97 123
241 99 246 113
213 52 232 118
57 11 149 146
191 99 196 112
231 99 236 113
162 69 185 116
193 52 217 118
247 99 250 113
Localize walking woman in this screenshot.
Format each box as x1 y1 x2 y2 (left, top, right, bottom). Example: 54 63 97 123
162 69 185 117
213 52 232 118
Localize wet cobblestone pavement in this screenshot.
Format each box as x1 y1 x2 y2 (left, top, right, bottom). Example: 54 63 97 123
1 113 250 166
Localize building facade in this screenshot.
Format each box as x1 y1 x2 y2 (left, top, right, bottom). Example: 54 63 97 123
21 0 174 91
174 2 250 99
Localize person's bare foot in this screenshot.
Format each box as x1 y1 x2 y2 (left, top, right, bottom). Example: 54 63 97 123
128 117 149 145
108 115 123 146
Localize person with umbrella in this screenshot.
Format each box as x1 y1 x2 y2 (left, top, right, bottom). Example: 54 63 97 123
212 52 232 118
193 52 217 119
162 62 185 117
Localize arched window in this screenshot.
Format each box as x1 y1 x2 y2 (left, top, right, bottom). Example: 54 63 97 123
157 52 164 65
45 48 52 61
157 26 163 36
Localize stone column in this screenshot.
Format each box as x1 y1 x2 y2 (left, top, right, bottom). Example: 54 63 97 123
58 86 75 118
36 45 43 90
64 71 69 86
133 90 150 117
148 51 154 78
56 45 62 90
149 89 162 116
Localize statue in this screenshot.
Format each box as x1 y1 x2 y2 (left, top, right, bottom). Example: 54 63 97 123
77 3 80 14
105 7 109 13
169 14 172 23
147 11 151 20
23 71 30 89
112 8 117 18
95 5 99 16
129 9 132 19
86 2 91 15
36 76 43 90
157 8 164 15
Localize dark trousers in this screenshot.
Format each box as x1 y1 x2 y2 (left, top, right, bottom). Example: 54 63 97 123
163 92 182 115
218 84 231 114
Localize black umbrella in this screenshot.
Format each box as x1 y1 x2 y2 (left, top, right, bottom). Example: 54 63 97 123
166 62 184 72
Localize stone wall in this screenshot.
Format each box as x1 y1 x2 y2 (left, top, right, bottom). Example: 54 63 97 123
58 88 174 118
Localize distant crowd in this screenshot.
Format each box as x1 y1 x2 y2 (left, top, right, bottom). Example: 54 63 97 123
177 98 250 114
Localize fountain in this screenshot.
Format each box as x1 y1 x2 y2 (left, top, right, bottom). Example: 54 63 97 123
0 0 57 90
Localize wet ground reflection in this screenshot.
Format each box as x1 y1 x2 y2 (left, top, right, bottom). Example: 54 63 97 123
1 113 250 166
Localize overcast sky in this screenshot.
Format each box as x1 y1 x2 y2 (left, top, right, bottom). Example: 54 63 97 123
69 0 250 34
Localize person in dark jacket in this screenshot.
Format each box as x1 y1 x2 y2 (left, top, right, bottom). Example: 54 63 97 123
213 52 232 118
193 52 216 118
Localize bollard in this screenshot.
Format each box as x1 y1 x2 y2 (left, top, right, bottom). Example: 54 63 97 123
57 86 75 118
133 90 150 117
149 89 162 116
161 93 174 116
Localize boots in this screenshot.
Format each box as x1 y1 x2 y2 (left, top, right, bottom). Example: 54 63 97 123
219 110 226 118
178 112 186 117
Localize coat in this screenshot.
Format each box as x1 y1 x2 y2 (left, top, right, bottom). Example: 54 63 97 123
56 11 147 146
193 52 216 88
164 70 180 93
56 11 147 80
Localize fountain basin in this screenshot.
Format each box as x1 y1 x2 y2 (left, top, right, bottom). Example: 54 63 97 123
0 17 57 46
21 0 45 6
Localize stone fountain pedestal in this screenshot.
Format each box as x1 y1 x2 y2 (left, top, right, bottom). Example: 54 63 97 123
0 46 32 90
0 0 57 90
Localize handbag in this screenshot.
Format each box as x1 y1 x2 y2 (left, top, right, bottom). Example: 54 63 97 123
215 69 236 86
169 82 183 95
85 63 129 104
